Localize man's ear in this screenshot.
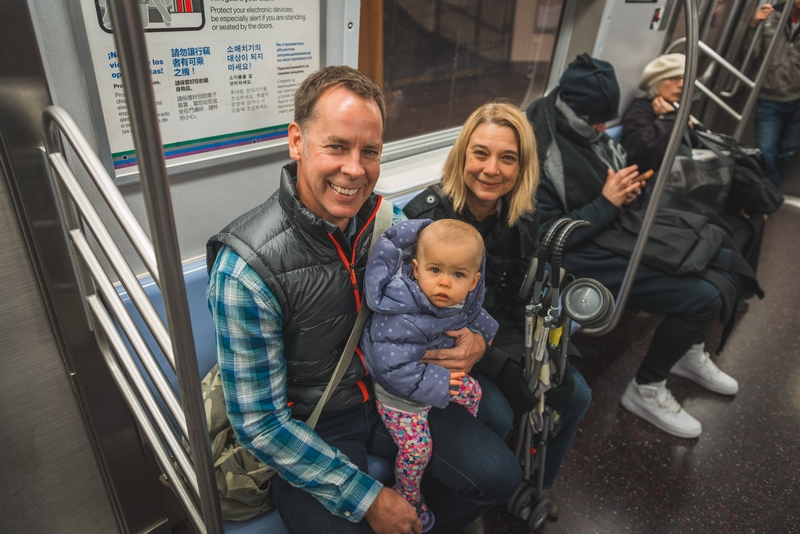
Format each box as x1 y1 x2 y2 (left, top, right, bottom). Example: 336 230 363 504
470 272 481 291
288 122 303 162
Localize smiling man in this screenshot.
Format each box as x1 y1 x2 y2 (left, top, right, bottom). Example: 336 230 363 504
206 66 519 534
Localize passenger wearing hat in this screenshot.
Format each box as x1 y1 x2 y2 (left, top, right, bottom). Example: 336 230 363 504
620 53 704 174
527 54 739 440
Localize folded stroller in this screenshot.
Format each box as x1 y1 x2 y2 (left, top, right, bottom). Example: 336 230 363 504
506 218 615 532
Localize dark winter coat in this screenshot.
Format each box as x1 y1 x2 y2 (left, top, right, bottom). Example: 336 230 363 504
621 97 706 173
361 219 498 409
529 96 722 316
206 162 380 415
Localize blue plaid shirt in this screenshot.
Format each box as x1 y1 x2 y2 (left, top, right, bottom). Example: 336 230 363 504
206 203 406 522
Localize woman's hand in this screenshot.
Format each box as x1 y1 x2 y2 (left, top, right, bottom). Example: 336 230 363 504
651 96 674 116
751 4 773 26
601 165 644 208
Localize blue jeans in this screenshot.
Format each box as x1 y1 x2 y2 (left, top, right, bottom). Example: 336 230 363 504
754 98 800 187
475 366 591 489
272 400 521 533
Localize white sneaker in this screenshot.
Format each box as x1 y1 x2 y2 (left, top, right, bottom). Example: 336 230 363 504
670 343 739 395
621 379 702 438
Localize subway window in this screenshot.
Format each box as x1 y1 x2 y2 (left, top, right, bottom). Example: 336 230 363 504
360 0 566 144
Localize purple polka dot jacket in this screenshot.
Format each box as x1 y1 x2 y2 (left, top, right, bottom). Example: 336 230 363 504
360 218 499 409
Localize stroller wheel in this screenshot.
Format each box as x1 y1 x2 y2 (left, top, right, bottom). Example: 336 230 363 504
512 486 538 521
527 499 552 531
562 278 613 327
506 481 528 514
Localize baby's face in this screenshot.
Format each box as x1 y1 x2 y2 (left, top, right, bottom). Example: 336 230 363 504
412 242 481 308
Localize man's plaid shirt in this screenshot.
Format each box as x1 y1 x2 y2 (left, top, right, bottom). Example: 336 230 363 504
206 205 405 522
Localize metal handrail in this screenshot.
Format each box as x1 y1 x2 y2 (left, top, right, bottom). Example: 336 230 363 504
664 1 792 140
582 0 698 336
41 116 158 284
104 1 224 533
43 112 175 372
721 0 770 97
87 296 205 534
696 0 747 85
70 229 191 452
666 38 755 88
43 109 186 437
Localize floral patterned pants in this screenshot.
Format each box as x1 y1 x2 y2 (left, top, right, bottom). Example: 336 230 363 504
376 375 481 505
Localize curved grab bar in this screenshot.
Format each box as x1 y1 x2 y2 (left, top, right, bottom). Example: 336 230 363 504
93 1 224 532
582 0 699 336
42 107 159 284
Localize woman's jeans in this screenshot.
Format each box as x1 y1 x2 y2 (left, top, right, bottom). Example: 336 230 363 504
475 367 591 489
755 98 800 187
272 400 521 533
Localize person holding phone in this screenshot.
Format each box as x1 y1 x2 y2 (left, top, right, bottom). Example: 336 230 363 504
527 55 739 440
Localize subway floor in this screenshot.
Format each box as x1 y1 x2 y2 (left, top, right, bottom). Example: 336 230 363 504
483 206 800 533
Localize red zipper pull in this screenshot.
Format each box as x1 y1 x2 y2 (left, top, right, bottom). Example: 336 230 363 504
349 264 357 288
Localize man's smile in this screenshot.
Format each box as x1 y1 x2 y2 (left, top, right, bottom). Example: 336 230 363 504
330 183 360 196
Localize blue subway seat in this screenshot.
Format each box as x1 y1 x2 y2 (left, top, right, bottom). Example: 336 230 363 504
114 257 390 533
606 124 622 143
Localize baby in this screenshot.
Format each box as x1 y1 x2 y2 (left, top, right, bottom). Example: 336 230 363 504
361 218 498 532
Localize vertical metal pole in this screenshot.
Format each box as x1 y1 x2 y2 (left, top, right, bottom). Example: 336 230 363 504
733 2 793 140
582 0 698 336
104 2 224 532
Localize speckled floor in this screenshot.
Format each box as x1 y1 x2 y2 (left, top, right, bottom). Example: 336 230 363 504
483 206 800 533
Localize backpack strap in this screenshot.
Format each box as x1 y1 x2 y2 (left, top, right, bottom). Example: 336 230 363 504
305 198 394 429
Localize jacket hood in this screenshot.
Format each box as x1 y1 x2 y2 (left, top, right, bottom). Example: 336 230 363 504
364 218 488 317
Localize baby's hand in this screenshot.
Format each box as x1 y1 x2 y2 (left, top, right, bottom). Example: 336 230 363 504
450 372 465 392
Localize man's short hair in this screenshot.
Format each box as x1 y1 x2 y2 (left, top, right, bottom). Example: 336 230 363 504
294 65 386 135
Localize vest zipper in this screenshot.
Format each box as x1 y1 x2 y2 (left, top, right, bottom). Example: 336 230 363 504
327 196 384 312
326 197 384 404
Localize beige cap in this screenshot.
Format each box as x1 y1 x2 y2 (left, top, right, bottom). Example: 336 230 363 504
638 53 686 91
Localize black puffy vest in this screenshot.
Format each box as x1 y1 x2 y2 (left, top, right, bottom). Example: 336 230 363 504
207 163 381 415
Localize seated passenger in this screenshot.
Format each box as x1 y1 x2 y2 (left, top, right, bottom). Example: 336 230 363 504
404 101 592 518
206 65 520 534
526 55 739 439
621 53 704 174
362 219 499 532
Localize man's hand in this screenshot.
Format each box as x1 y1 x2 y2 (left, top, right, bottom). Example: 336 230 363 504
601 165 644 208
651 96 674 116
751 4 773 26
421 327 485 373
364 487 421 534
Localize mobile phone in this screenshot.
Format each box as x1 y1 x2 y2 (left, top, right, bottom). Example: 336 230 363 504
635 169 655 182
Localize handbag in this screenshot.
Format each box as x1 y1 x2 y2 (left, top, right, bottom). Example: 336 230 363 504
659 141 735 216
695 130 784 215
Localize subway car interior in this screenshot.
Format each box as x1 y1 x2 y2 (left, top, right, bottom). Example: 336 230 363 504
1 0 798 533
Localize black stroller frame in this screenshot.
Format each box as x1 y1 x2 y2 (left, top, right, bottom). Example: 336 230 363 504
506 218 615 531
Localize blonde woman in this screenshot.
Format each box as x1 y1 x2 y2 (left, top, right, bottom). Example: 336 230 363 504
404 101 591 520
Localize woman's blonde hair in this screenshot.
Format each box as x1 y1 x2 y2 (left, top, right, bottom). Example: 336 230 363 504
440 100 539 227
